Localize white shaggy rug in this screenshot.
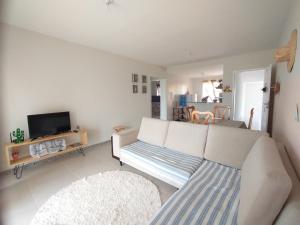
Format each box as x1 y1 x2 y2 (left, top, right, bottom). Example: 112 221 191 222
31 171 161 225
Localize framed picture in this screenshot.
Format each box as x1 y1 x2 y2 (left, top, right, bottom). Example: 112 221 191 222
133 85 138 94
142 85 147 94
142 75 147 83
132 74 138 83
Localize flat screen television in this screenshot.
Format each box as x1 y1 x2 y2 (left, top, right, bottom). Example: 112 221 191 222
27 112 71 139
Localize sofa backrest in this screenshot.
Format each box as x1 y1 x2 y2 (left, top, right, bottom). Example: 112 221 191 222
164 121 208 158
238 136 292 225
274 143 300 225
204 125 262 169
137 117 169 147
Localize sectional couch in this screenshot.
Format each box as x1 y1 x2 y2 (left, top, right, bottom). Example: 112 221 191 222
112 117 300 225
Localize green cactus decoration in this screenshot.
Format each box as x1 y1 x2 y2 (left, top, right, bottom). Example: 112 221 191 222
12 128 24 144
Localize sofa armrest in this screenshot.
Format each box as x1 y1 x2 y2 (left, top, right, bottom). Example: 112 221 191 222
238 136 292 225
112 128 139 158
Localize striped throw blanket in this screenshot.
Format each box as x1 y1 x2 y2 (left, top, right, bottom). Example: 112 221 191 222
149 160 240 225
121 141 203 181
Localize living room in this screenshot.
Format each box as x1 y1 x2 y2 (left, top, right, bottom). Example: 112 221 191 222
0 0 299 225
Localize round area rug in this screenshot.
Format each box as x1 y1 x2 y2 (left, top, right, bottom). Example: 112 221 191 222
31 171 161 225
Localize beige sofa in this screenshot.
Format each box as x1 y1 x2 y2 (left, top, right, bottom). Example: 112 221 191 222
112 117 299 225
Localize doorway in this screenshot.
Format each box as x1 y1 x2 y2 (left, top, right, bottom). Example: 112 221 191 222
151 80 160 119
233 66 272 131
151 78 167 120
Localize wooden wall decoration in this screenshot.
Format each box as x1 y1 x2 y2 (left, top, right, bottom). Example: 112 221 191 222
274 29 297 72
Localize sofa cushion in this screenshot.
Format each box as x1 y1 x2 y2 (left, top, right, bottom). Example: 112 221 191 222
204 125 261 169
238 136 292 225
137 117 169 147
120 141 203 185
149 160 241 225
164 121 208 158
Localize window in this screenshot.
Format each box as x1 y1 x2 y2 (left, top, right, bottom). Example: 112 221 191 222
202 80 222 103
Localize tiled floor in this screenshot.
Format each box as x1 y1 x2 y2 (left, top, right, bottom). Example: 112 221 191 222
0 142 177 225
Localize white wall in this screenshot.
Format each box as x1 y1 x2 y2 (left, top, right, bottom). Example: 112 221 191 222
166 49 275 119
167 75 192 96
0 24 166 171
273 0 300 176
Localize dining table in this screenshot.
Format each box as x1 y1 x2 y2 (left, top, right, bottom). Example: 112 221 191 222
213 119 247 129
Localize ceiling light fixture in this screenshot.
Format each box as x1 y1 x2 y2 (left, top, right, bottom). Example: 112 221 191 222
105 0 114 7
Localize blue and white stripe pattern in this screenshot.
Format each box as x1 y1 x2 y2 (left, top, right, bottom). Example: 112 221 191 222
121 141 203 181
149 160 240 225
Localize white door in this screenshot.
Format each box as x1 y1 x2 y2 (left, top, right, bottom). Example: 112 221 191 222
233 66 272 131
261 65 272 132
243 81 264 129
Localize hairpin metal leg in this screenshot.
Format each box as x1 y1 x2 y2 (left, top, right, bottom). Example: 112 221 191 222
78 147 85 156
13 164 24 179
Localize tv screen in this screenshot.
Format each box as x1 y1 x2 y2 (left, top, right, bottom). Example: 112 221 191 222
27 112 71 138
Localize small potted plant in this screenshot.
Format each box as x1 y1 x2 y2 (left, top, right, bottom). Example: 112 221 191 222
12 151 19 161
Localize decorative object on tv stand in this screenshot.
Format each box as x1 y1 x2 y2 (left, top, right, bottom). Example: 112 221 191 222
274 29 297 72
132 73 138 83
12 151 19 161
113 125 127 133
10 128 24 144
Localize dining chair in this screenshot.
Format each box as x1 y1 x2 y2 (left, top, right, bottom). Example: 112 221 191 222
185 106 195 121
213 105 231 120
191 111 215 125
248 108 254 129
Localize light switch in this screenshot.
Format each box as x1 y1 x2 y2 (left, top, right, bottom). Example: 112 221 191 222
295 104 299 122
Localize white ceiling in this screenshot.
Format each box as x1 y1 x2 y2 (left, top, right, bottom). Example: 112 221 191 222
0 0 293 66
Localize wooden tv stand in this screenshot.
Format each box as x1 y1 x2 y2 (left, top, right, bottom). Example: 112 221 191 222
4 130 88 179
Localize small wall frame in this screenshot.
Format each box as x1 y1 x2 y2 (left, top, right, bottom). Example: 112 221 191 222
142 75 147 83
132 84 138 94
132 74 138 83
142 85 147 94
